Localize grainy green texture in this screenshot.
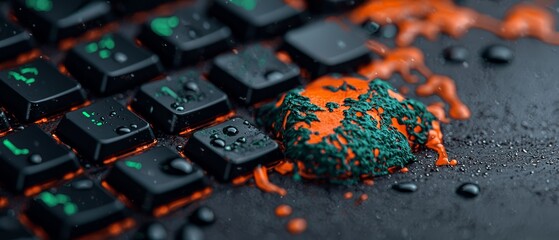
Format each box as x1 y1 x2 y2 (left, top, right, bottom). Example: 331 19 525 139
258 79 435 184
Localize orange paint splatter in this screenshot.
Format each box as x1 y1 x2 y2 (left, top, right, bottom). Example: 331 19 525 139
275 204 293 217
343 192 354 199
254 165 287 196
287 218 307 235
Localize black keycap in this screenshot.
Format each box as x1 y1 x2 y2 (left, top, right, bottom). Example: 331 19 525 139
0 214 37 240
209 44 300 105
0 125 80 192
209 0 306 39
138 8 233 67
132 70 232 134
111 0 173 14
11 0 113 42
26 178 128 239
0 59 87 122
105 147 209 213
283 20 370 77
0 18 35 62
64 33 163 94
184 117 282 181
0 111 10 133
55 98 155 162
308 0 364 13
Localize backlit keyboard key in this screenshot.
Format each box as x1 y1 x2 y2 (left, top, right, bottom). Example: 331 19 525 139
0 59 87 122
11 0 113 42
138 8 233 67
132 70 232 134
184 117 282 181
209 44 300 105
0 125 80 193
55 98 155 162
105 147 209 213
283 20 370 77
26 178 129 239
209 0 306 39
64 33 163 94
0 18 35 62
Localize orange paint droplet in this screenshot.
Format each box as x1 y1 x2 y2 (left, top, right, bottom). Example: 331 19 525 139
0 198 8 208
231 174 253 186
359 193 369 202
400 167 409 173
287 218 307 235
274 161 294 175
275 204 293 217
363 179 375 186
254 165 287 196
344 192 354 199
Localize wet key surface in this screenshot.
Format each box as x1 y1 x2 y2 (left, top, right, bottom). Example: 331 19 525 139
209 0 306 40
184 117 282 181
0 111 10 133
0 59 87 122
0 18 35 62
0 125 80 193
105 146 209 213
26 178 129 239
209 44 300 105
132 70 231 134
55 98 155 162
64 34 163 94
283 20 370 77
11 0 113 42
138 8 233 67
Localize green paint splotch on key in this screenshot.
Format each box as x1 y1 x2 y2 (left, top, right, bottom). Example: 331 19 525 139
39 192 78 216
124 161 142 170
230 0 257 11
26 0 53 12
151 16 180 37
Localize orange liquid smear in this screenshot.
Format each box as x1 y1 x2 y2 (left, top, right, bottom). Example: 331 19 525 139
254 165 287 196
275 204 293 217
0 197 8 208
231 174 253 186
427 121 458 166
286 218 307 235
343 192 354 199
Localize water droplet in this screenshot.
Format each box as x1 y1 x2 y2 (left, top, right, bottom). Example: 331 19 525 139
28 154 42 164
189 206 216 226
116 126 132 135
73 179 94 190
163 158 193 175
482 44 514 64
223 126 238 136
210 138 226 148
392 182 417 193
224 145 232 151
236 137 247 143
243 120 250 125
456 183 480 198
183 81 200 92
135 222 167 240
109 111 117 117
264 70 284 81
176 145 184 151
113 52 128 63
130 124 138 129
171 102 185 111
210 134 219 139
443 46 469 63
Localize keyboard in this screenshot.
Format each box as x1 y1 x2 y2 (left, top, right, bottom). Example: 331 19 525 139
0 0 558 239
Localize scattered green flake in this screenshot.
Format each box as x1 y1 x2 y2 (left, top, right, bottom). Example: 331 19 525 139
39 192 58 207
125 161 142 170
63 203 78 216
151 16 180 37
85 43 98 53
325 102 339 112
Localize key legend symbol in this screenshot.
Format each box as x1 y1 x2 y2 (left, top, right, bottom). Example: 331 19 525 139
81 111 104 126
25 0 53 12
85 36 116 59
2 139 30 156
151 16 179 37
8 67 39 85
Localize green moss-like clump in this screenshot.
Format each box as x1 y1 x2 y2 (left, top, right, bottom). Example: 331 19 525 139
257 78 435 184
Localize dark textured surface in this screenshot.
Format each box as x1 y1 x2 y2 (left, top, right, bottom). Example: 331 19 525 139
1 0 559 240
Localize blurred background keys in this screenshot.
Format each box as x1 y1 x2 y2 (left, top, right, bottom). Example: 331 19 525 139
209 0 306 40
11 0 113 42
25 178 129 239
0 18 35 62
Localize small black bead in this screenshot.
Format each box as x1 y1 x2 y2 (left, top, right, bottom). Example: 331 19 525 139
189 206 216 226
482 44 514 64
456 183 480 199
443 46 469 63
392 182 418 193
